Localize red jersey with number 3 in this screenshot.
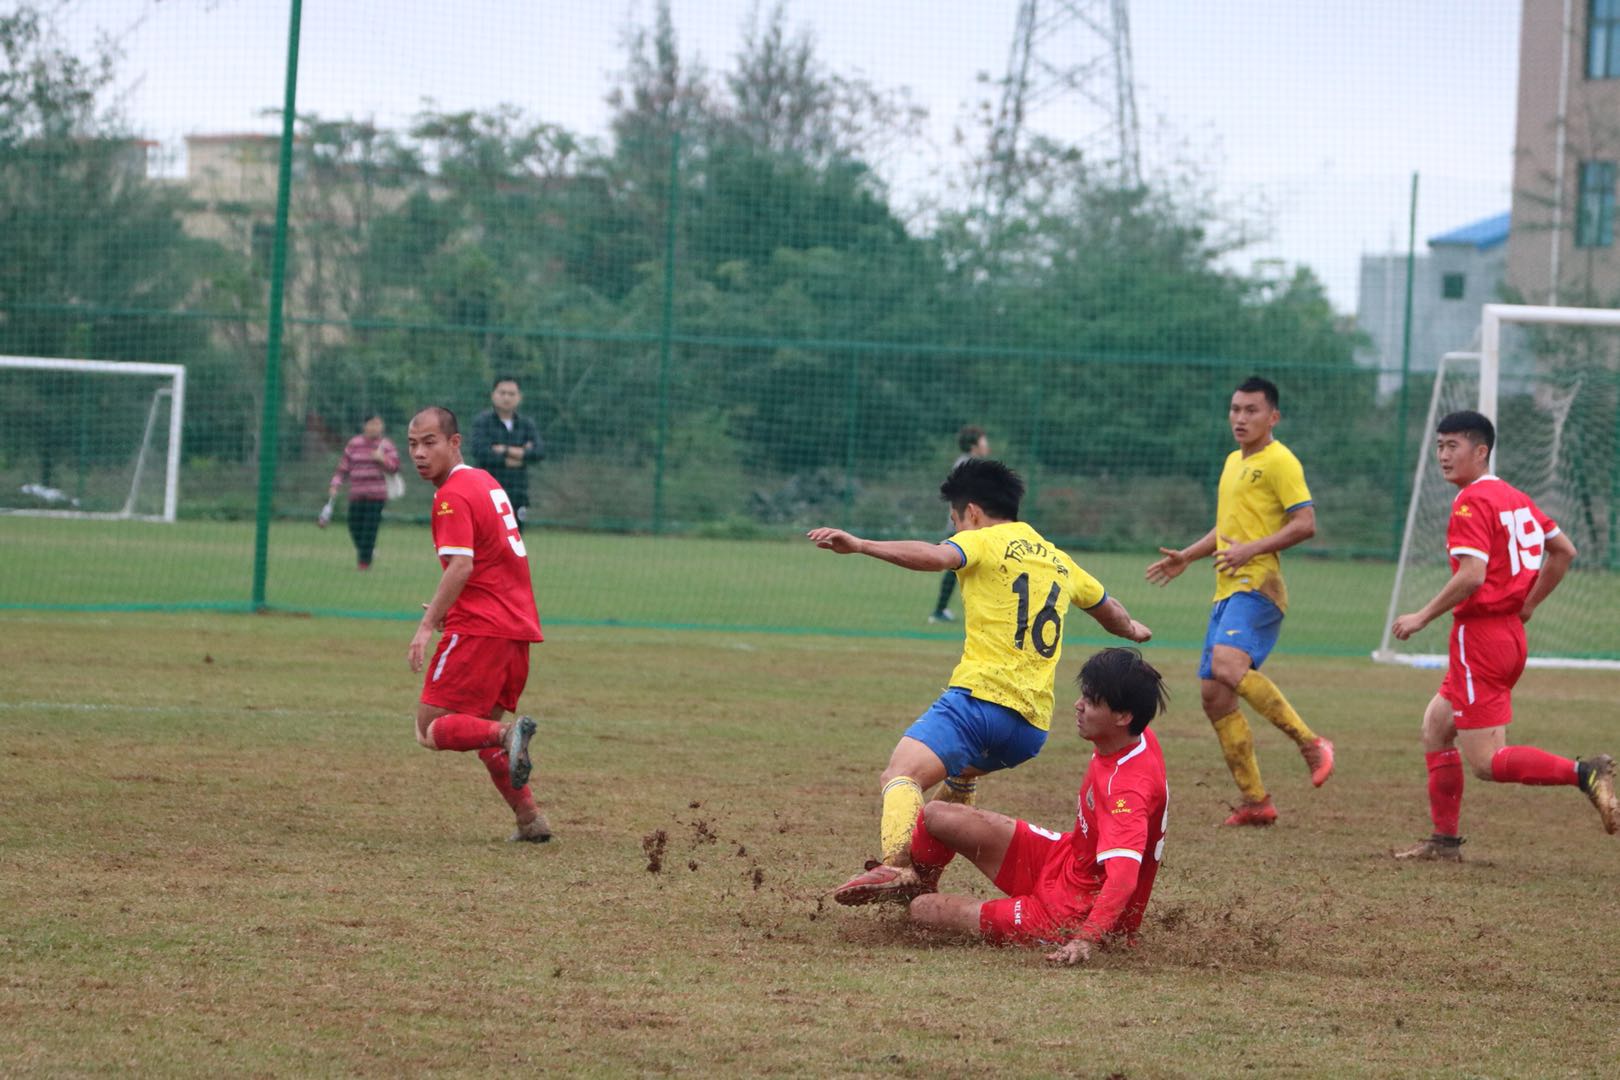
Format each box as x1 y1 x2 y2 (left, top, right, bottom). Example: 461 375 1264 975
1446 475 1561 619
430 464 542 641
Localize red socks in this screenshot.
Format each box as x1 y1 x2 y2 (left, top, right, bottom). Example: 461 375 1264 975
428 713 504 751
1490 746 1579 787
477 747 536 814
909 808 957 873
1425 749 1464 837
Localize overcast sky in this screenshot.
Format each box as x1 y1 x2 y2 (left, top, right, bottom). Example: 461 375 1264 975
63 0 1523 312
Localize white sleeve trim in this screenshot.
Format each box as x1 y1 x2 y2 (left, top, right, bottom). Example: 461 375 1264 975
1545 526 1562 539
1095 847 1143 863
1449 546 1488 562
437 546 475 557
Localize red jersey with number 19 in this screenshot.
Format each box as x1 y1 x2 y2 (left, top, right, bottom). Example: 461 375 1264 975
430 464 542 641
1446 475 1560 618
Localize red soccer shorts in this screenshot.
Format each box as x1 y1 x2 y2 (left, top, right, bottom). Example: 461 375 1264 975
1438 615 1526 730
978 820 1091 945
420 632 530 717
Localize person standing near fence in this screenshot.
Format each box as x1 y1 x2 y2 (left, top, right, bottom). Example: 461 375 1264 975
469 375 544 531
929 425 991 624
323 413 400 571
406 405 550 844
1144 376 1333 827
1388 409 1616 859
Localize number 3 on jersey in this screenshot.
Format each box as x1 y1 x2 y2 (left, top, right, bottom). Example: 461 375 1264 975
1497 507 1543 575
489 489 528 557
1010 572 1061 658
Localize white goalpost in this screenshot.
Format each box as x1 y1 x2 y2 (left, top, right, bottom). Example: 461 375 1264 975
0 356 187 523
1374 303 1620 670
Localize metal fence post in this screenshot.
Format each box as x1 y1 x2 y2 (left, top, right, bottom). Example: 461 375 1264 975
652 130 679 535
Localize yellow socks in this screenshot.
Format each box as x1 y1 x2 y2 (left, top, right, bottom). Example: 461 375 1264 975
1237 670 1316 747
934 775 978 807
1211 710 1267 803
879 776 925 865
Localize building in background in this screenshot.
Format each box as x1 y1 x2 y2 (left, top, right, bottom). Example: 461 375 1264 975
1356 212 1509 397
1507 0 1620 304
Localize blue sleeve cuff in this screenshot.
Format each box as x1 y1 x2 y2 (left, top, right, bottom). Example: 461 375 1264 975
943 540 967 569
1083 591 1109 611
1284 499 1314 513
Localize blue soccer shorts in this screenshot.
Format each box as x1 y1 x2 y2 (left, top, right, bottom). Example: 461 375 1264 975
903 687 1048 777
1199 591 1285 679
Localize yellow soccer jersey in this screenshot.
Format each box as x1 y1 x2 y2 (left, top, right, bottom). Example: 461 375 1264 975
1212 439 1313 612
944 521 1107 731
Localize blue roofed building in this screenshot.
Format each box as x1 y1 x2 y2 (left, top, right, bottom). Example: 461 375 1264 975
1355 211 1509 397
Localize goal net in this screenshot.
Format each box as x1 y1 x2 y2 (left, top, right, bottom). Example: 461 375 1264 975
1375 304 1620 669
0 357 186 522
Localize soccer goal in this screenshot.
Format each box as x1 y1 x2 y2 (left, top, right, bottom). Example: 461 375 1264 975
1374 303 1620 669
0 356 187 522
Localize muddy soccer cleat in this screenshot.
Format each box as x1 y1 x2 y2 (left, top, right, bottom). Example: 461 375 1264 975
1221 796 1278 827
1300 736 1335 787
832 860 932 906
1393 834 1464 861
508 812 553 843
1578 754 1618 834
507 716 537 790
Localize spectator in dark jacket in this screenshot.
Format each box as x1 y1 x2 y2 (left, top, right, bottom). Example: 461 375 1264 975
468 376 544 530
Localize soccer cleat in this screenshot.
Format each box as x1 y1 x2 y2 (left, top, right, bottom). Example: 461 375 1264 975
1392 834 1464 861
1578 754 1618 834
832 860 935 906
508 812 553 843
507 716 537 790
1221 796 1278 827
927 609 956 624
1300 736 1335 787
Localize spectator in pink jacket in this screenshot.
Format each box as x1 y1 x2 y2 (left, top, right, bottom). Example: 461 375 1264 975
327 413 400 570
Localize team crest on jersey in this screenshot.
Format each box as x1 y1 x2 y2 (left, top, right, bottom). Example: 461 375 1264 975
436 501 454 516
1454 504 1472 517
1111 797 1131 815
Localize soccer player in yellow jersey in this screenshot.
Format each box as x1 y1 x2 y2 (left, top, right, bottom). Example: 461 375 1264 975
1146 376 1334 826
808 459 1152 904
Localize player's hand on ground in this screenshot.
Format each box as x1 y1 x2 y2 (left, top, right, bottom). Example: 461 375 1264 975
1044 938 1091 966
1213 535 1258 576
1390 612 1427 641
806 527 860 554
1144 547 1186 586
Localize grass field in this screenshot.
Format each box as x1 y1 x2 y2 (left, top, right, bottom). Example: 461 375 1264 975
4 604 1620 1076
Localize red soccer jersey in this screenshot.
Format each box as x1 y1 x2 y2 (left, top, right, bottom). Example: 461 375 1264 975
1042 726 1168 936
1445 476 1561 619
430 465 542 641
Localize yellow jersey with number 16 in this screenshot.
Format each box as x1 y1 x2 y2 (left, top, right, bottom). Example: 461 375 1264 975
944 521 1107 731
1213 439 1312 612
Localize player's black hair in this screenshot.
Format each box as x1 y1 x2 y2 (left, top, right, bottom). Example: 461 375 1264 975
957 424 986 453
1235 375 1279 409
1436 409 1496 453
492 374 521 391
939 458 1024 522
1077 648 1169 736
362 411 383 424
413 405 459 437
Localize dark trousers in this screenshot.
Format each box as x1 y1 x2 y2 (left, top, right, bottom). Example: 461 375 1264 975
935 570 956 614
347 498 385 565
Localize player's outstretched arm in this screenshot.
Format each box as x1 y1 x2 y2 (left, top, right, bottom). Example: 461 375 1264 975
806 528 962 572
1391 555 1486 640
409 555 474 671
1085 596 1151 643
1146 527 1216 586
1521 531 1577 623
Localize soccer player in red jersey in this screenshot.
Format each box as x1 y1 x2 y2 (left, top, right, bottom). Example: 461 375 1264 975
406 406 552 843
889 648 1170 965
1390 410 1617 859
